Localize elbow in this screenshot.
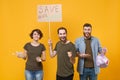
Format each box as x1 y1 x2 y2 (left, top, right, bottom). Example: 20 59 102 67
22 56 27 60
41 57 46 61
70 61 75 64
42 59 46 61
70 58 75 64
71 60 75 64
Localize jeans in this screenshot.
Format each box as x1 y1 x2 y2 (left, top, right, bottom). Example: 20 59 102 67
25 70 43 80
80 68 97 80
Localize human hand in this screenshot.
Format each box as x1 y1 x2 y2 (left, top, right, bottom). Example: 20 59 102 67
16 52 25 58
101 48 107 55
36 57 42 62
48 39 52 46
99 60 109 68
79 54 90 58
67 51 72 58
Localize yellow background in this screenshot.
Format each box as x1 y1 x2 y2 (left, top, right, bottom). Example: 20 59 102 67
0 0 120 80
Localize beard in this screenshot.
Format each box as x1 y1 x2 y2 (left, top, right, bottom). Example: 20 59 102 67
59 37 67 43
83 32 91 39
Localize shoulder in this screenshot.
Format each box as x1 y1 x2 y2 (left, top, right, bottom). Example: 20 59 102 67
69 41 75 46
56 41 61 45
40 43 44 46
39 43 46 50
39 43 46 47
24 42 31 49
69 42 76 48
91 36 99 41
75 36 84 42
24 42 31 46
91 36 101 44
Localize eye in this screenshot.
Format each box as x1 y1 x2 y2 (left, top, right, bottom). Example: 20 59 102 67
63 33 66 35
33 33 37 35
59 33 62 35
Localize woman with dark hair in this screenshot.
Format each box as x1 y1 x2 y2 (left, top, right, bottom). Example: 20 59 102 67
16 29 46 80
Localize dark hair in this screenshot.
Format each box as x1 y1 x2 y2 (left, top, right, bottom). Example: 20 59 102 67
57 27 67 34
30 29 43 39
83 23 92 28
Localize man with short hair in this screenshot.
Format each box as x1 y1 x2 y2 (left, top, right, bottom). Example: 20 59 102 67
75 23 103 80
48 27 76 80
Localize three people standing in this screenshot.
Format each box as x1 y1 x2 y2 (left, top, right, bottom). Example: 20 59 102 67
16 23 106 80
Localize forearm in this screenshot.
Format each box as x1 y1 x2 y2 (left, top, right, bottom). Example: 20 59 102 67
41 55 46 61
77 53 90 58
49 45 56 58
77 52 83 58
48 39 56 58
16 52 27 60
38 57 45 62
70 57 75 64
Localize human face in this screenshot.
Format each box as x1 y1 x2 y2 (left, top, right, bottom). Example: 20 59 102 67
32 31 40 41
83 26 92 39
58 29 67 42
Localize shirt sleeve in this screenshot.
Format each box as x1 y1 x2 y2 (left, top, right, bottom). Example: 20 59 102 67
54 42 58 51
70 43 77 58
97 39 102 53
42 44 46 51
75 39 79 52
23 43 29 51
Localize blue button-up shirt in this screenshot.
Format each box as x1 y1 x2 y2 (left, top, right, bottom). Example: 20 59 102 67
75 36 102 74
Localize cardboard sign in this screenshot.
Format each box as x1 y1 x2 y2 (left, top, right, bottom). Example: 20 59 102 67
37 4 62 22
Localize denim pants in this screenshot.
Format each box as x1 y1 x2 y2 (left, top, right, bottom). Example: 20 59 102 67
25 70 43 80
80 68 97 80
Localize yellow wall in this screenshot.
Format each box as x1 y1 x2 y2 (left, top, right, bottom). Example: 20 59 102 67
0 0 120 80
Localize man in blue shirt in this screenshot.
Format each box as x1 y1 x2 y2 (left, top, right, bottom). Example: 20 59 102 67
75 23 102 80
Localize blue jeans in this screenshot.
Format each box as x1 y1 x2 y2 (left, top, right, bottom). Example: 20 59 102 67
80 68 97 80
25 70 43 80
